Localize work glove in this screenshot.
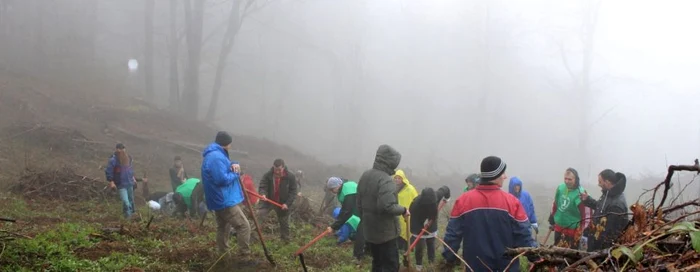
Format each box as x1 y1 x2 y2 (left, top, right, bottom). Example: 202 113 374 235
531 223 539 234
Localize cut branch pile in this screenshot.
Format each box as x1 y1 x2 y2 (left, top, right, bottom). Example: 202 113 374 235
9 167 115 202
506 159 700 272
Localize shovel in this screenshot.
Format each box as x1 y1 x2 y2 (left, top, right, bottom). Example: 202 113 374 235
245 189 285 209
295 228 333 272
239 179 276 266
404 199 448 256
401 214 414 271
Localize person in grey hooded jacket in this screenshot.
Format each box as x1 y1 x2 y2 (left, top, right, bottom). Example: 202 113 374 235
357 144 409 272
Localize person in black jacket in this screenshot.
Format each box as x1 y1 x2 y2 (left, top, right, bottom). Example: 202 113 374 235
169 156 188 192
581 169 629 251
409 186 451 270
325 177 366 262
256 158 298 242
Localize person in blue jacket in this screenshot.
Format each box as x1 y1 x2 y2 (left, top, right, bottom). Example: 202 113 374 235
332 207 360 245
508 177 539 236
201 131 253 261
105 143 147 220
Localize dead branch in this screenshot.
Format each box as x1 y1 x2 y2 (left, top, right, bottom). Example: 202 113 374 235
0 218 16 223
655 159 700 215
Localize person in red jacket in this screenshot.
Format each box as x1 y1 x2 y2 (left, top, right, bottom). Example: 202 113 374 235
241 173 259 205
441 156 536 271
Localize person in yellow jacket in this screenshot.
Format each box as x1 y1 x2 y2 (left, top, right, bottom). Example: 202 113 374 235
393 169 418 251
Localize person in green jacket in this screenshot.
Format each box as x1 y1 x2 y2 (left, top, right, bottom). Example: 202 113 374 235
326 177 366 261
463 173 480 192
547 168 592 249
173 178 205 218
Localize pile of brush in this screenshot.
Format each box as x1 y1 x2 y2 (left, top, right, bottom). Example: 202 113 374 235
10 167 115 202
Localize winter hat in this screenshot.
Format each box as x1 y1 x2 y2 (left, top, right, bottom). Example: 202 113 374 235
215 131 233 146
480 156 507 182
115 143 125 149
327 177 343 189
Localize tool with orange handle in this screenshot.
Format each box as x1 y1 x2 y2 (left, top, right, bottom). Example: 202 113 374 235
404 199 447 256
245 189 285 209
295 228 333 272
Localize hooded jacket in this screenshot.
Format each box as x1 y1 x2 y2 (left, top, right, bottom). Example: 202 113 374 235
395 169 419 241
583 172 629 251
549 169 592 238
201 143 243 211
442 184 537 271
357 144 406 244
410 187 439 237
105 153 135 189
508 177 537 225
259 166 298 208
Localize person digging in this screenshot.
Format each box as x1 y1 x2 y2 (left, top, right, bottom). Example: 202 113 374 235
325 177 366 264
253 158 298 244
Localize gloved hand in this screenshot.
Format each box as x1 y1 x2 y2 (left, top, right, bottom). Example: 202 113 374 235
531 223 539 234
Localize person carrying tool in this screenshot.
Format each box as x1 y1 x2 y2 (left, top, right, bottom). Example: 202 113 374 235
357 144 409 272
255 158 298 243
394 169 418 251
547 168 591 249
581 169 629 251
508 177 539 236
441 156 537 271
201 131 255 265
463 173 480 192
325 177 366 262
331 207 360 245
169 155 188 192
409 186 451 271
105 143 147 220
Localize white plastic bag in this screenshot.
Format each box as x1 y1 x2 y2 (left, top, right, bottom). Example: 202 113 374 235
148 200 161 211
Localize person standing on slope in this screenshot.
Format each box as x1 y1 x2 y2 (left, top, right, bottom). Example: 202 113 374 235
105 143 147 220
548 168 591 249
463 173 480 192
357 144 410 272
508 177 539 237
256 158 298 243
394 169 418 251
581 169 629 251
441 156 536 271
409 186 451 271
200 131 254 265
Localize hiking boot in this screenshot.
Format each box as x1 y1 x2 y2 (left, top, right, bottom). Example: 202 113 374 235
415 264 423 271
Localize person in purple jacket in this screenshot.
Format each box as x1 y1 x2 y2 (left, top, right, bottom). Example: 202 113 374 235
105 143 147 220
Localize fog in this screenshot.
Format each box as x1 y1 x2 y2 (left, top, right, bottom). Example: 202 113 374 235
1 0 699 186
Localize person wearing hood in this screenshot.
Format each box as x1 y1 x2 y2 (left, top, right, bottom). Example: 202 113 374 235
548 168 592 249
256 158 298 243
409 186 451 271
581 169 629 251
357 144 409 272
332 207 361 245
463 173 480 192
394 169 418 251
201 131 254 264
441 156 536 271
326 176 366 261
509 177 539 236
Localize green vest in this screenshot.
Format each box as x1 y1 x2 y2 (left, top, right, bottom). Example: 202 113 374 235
553 183 585 229
338 181 357 203
346 215 360 231
176 178 200 208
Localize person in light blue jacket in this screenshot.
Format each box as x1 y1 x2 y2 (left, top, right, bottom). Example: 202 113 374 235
201 131 253 261
508 176 539 235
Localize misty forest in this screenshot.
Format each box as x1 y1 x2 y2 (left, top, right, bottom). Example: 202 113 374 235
0 0 699 271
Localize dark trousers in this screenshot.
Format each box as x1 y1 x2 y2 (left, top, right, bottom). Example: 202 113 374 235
554 231 579 249
409 236 436 265
353 221 366 259
397 237 408 251
369 239 399 272
256 205 290 241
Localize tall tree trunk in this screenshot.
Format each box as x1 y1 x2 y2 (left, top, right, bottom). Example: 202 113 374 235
144 0 155 101
205 0 245 121
168 0 181 109
182 0 204 118
576 0 600 178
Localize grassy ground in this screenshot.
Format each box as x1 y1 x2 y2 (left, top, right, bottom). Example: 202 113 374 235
0 192 374 272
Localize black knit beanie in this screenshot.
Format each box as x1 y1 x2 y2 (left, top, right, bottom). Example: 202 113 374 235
480 156 507 182
215 131 233 146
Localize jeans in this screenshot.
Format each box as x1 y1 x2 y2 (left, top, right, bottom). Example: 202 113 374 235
215 204 251 255
409 236 436 265
118 185 135 219
368 239 399 272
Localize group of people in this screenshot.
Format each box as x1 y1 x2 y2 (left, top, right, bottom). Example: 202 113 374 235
105 132 631 271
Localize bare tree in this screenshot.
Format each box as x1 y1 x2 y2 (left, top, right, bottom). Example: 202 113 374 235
144 0 155 101
182 0 204 118
205 0 275 121
168 0 181 109
559 0 602 175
